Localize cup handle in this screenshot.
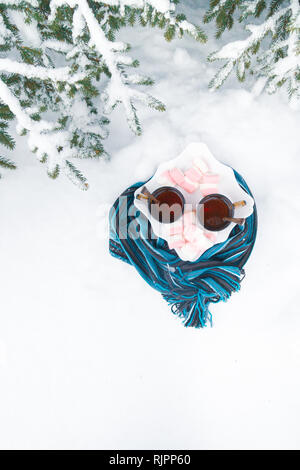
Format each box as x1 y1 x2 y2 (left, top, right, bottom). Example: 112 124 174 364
233 200 246 208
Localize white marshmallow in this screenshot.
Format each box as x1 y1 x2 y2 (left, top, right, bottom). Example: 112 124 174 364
193 156 209 174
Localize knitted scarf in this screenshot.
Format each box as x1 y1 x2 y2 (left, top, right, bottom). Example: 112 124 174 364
109 169 257 328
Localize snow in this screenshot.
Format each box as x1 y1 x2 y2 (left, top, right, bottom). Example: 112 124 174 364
72 7 86 41
0 2 300 450
8 9 41 48
43 39 73 53
0 58 84 83
148 0 171 14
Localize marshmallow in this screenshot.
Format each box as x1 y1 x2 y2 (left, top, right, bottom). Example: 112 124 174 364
159 165 218 197
158 170 174 185
168 234 185 250
193 156 209 175
169 223 184 236
180 179 198 193
184 167 202 183
193 233 214 253
183 225 197 243
185 225 210 244
201 173 219 184
204 231 217 243
200 183 218 197
169 167 185 185
183 210 197 226
180 242 205 260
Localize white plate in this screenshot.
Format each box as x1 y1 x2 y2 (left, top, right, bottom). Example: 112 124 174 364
134 142 254 261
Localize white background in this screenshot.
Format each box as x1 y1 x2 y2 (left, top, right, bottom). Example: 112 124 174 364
0 2 300 449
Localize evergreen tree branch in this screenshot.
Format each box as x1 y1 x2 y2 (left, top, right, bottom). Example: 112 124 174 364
0 1 206 187
99 0 207 42
0 58 85 83
207 0 300 104
0 77 88 189
0 156 16 169
49 0 165 135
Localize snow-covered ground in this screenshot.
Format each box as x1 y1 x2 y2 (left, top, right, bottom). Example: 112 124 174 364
1 4 300 450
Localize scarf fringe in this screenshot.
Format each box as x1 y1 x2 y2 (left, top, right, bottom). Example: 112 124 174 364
162 268 243 328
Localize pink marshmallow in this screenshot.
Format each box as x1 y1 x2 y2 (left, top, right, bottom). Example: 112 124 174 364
204 232 217 243
201 173 219 184
169 224 184 236
183 210 196 225
184 223 196 234
200 184 218 197
184 227 197 243
158 170 173 185
180 242 206 260
193 156 209 175
168 238 185 250
192 235 213 253
169 167 185 185
184 167 202 183
180 179 198 193
185 226 207 243
168 232 185 249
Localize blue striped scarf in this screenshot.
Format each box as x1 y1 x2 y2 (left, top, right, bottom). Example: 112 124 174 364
109 169 257 328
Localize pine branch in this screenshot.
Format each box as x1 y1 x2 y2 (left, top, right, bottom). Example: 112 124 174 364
0 0 206 189
207 0 300 103
64 159 89 190
204 0 241 38
0 77 90 187
0 155 16 169
0 58 85 83
0 127 15 149
106 0 207 43
52 0 166 135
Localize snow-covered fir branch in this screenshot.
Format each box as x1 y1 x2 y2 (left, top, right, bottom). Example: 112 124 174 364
0 0 204 187
0 58 85 83
94 0 174 15
206 0 300 105
96 0 207 42
0 76 90 188
49 0 165 135
0 1 103 187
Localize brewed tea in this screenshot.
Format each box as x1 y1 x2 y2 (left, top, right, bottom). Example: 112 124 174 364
199 194 233 231
150 187 184 224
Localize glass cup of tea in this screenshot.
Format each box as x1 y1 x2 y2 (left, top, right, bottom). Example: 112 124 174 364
198 193 235 231
148 186 185 224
